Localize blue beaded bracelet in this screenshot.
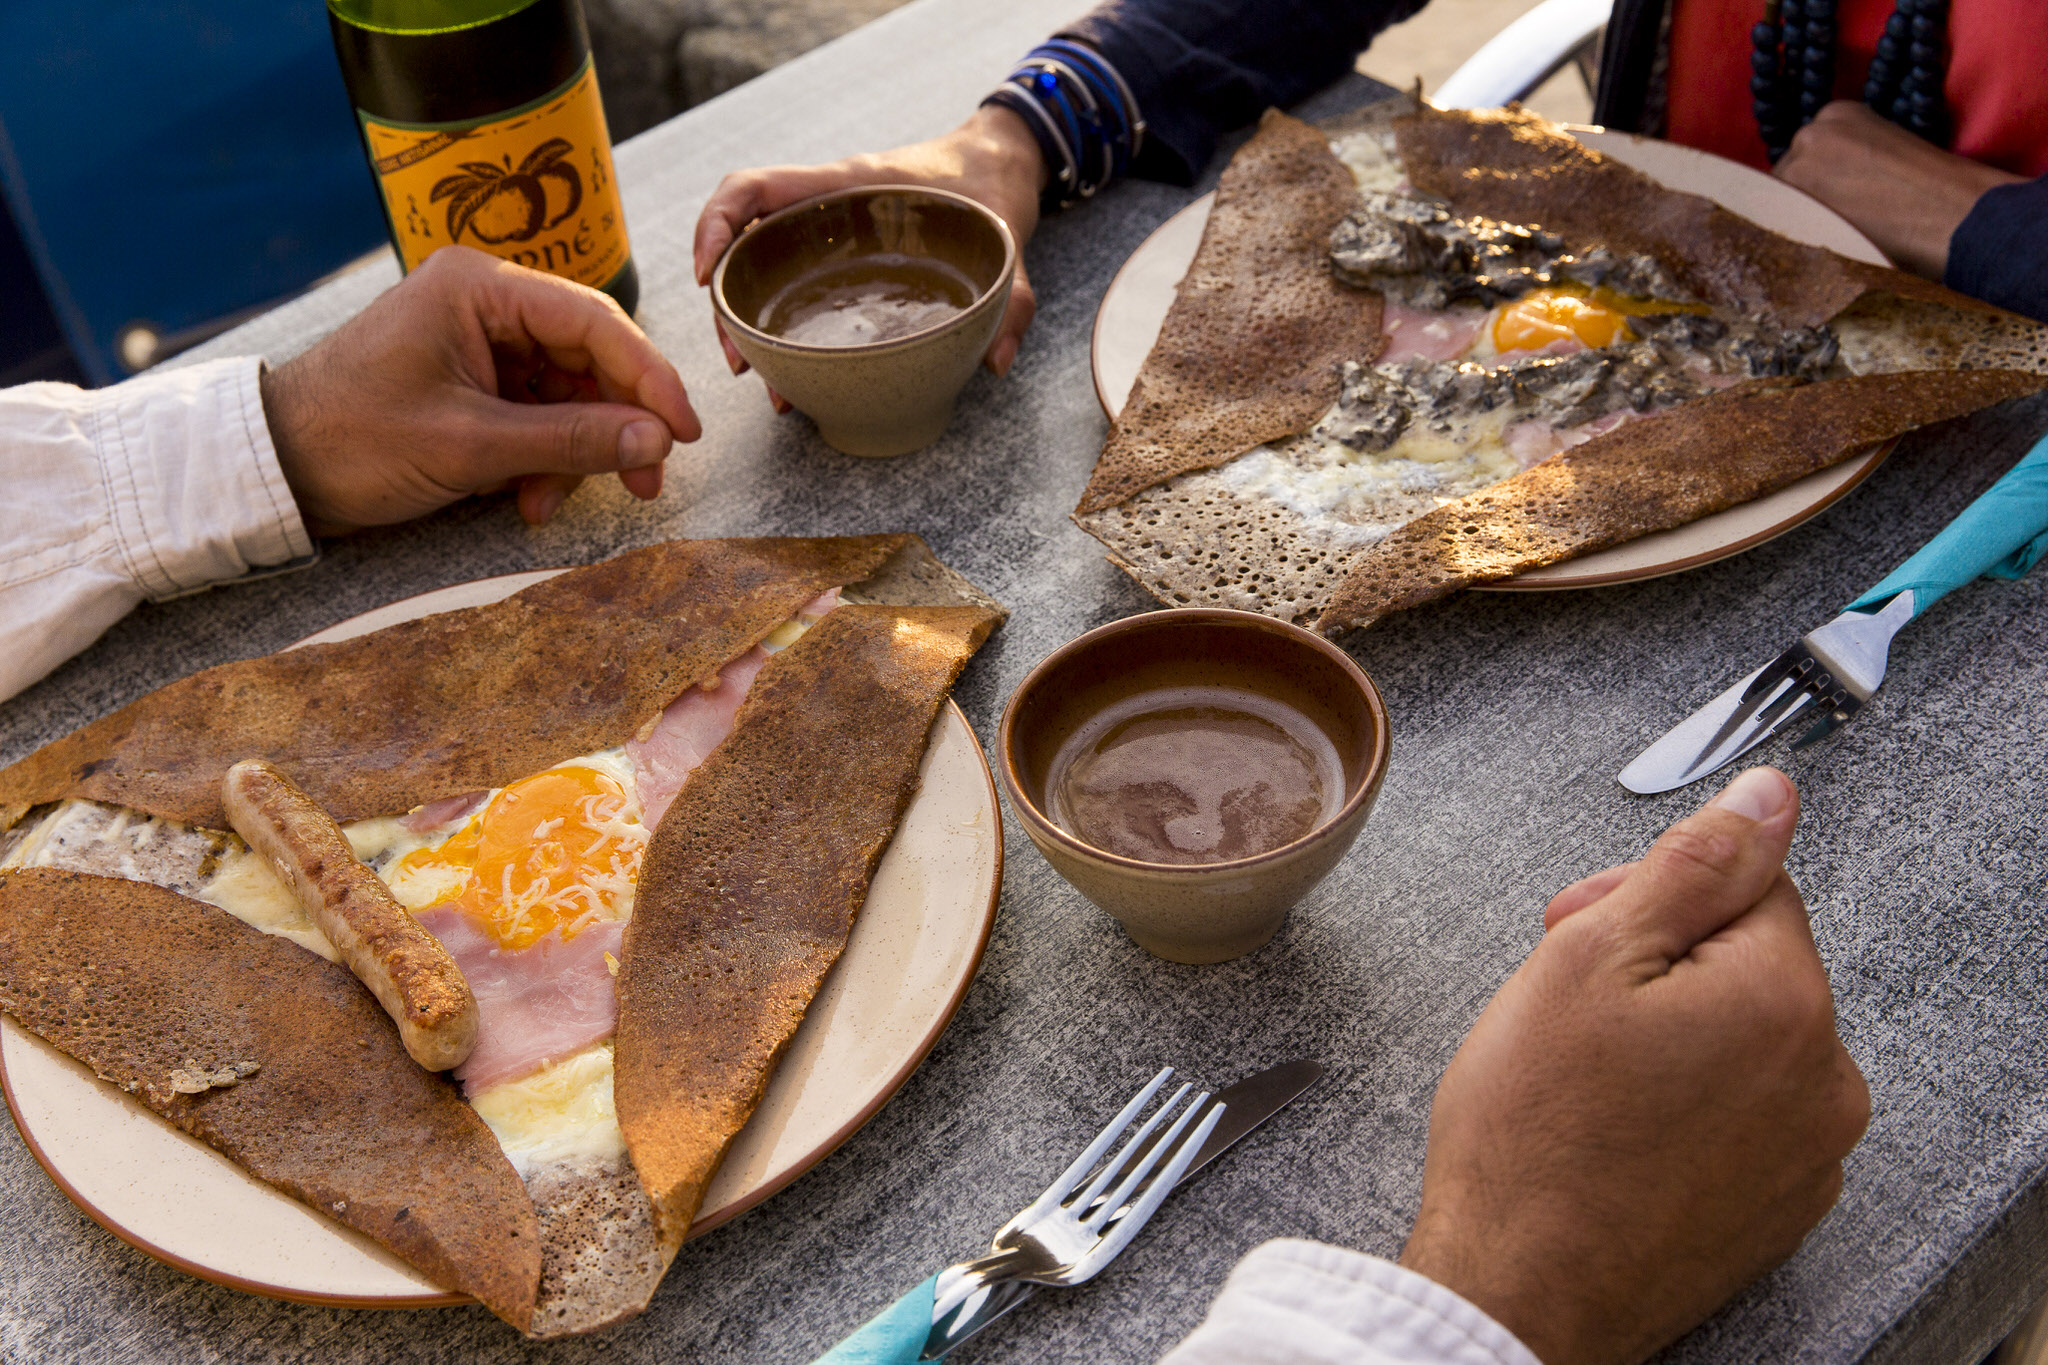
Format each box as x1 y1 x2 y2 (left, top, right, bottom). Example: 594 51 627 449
982 40 1145 212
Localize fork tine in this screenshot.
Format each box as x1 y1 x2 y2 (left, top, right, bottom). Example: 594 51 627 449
1750 665 1827 731
1692 654 1806 769
1081 1088 1208 1234
1065 1098 1226 1281
1071 1082 1192 1214
1738 642 1811 703
1015 1067 1173 1225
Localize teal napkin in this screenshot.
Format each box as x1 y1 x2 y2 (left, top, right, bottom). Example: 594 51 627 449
812 1275 939 1365
1847 428 2048 616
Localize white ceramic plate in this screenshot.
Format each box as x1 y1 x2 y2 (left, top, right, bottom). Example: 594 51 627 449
1090 126 1895 590
0 570 1002 1307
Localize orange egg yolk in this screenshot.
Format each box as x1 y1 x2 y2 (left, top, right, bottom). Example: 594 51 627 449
397 765 644 950
1491 288 1634 353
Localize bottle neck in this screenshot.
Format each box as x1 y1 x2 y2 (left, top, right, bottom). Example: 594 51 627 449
329 0 587 126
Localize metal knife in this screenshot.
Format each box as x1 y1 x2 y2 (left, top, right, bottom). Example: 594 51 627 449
921 1059 1324 1359
1621 428 2048 794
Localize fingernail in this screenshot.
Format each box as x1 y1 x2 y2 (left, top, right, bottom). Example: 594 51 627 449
1708 767 1791 822
530 486 566 523
990 337 1018 377
618 420 670 469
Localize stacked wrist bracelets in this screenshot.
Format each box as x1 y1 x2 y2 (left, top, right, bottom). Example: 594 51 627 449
982 39 1145 212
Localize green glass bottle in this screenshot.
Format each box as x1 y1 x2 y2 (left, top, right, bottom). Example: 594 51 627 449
328 0 638 313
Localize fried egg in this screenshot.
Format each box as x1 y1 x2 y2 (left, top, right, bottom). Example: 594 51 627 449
1205 125 1846 552
377 749 646 947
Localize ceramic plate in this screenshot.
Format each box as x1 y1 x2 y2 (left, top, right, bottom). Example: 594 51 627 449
1090 126 1895 590
0 570 1002 1307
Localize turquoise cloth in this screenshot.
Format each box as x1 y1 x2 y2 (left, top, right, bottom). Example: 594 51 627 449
812 1275 939 1365
1848 429 2048 616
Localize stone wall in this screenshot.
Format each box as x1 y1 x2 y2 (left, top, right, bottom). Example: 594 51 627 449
587 0 918 140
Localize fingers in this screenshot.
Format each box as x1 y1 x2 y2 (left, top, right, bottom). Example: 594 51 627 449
517 473 581 524
449 250 701 444
1544 863 1634 929
693 163 879 284
1709 869 1872 1161
454 392 676 488
987 265 1037 377
1581 767 1801 965
512 462 659 526
714 317 749 376
618 464 663 500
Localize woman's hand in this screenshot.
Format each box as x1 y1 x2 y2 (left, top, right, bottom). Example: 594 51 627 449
263 247 699 533
692 105 1048 404
1773 100 2022 279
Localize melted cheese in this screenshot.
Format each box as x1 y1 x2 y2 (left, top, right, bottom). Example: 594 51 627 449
3 802 176 879
196 846 340 962
469 1043 626 1175
1217 407 1523 551
1331 127 1408 195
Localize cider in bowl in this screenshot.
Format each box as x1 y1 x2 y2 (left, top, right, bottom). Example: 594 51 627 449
711 186 1016 457
1001 610 1390 964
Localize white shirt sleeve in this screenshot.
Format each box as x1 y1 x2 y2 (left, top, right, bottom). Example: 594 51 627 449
1159 1240 1544 1365
0 356 314 704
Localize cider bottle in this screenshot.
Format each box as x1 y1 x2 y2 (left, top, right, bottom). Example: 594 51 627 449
328 0 638 312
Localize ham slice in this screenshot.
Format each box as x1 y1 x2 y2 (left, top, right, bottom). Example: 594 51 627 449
627 648 771 830
1379 301 1486 364
1503 409 1637 469
418 907 627 1095
420 595 848 1093
400 789 488 834
626 591 840 828
1496 336 1586 361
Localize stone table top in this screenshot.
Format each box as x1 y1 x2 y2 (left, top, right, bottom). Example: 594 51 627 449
3 1 2046 1361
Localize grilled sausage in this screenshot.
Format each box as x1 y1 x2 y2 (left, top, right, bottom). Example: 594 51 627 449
222 759 477 1071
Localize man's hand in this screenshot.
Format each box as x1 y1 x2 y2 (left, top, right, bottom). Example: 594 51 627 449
1774 100 2021 279
261 247 700 535
1400 767 1870 1365
692 104 1046 403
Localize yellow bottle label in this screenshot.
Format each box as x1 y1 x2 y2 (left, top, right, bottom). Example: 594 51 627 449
359 57 629 289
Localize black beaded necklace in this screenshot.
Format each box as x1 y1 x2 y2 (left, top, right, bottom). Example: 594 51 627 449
1750 0 1951 162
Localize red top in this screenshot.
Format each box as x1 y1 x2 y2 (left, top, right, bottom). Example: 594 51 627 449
1663 0 2048 176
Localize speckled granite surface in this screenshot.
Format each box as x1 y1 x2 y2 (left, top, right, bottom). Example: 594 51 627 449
3 2 2046 1360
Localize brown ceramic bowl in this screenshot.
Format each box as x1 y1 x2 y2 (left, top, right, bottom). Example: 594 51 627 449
711 185 1015 457
999 609 1391 964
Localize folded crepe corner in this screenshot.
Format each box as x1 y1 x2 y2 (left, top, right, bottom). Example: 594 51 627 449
0 868 543 1330
0 534 923 832
1313 368 2048 635
1072 108 1385 517
614 603 1000 1248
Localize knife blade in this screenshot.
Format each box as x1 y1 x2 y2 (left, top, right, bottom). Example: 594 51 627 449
1619 426 2048 795
1619 593 1913 794
921 1059 1324 1359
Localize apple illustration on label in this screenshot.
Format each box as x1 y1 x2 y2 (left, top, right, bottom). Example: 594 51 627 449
431 138 584 245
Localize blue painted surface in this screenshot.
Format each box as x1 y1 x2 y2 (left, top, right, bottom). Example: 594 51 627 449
0 1 387 383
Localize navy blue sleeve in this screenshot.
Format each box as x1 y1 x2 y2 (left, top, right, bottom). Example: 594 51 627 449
1058 0 1426 184
1944 178 2048 325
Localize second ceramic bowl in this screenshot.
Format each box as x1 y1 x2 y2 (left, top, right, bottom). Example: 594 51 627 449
1000 609 1391 964
711 185 1015 457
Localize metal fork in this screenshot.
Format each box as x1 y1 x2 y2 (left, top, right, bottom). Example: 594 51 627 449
924 1068 1224 1346
1689 589 1917 772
